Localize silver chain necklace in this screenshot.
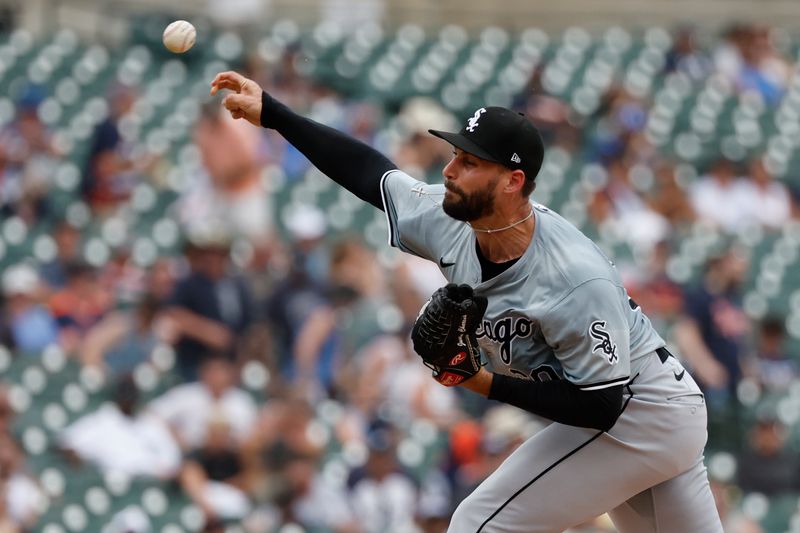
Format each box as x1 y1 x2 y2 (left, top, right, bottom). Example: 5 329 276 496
467 207 534 234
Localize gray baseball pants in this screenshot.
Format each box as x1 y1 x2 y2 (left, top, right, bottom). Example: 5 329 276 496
448 352 724 533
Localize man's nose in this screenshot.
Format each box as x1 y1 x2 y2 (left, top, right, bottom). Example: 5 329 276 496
443 158 457 181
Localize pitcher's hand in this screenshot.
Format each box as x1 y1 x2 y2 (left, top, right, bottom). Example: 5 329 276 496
210 71 263 126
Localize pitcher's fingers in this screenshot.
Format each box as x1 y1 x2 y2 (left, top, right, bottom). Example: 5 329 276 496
222 94 249 111
211 71 247 87
210 79 242 95
210 71 247 93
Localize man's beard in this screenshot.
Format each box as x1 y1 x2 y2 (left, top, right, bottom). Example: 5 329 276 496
442 180 497 222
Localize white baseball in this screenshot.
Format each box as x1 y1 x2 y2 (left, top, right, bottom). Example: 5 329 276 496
162 20 196 54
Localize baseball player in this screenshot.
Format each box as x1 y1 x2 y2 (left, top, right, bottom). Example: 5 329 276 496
211 71 724 532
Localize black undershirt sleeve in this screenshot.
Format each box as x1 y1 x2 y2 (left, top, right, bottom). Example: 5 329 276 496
260 92 396 210
488 374 624 431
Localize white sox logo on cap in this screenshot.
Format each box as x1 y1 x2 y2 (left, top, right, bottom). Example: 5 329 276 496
428 106 545 182
466 108 486 132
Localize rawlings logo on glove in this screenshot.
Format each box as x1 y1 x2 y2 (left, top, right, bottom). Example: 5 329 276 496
411 283 488 386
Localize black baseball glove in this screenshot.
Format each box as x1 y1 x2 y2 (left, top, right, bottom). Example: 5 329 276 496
411 283 488 386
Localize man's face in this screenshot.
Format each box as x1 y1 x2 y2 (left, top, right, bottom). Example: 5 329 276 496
201 359 233 397
722 250 749 288
441 149 503 221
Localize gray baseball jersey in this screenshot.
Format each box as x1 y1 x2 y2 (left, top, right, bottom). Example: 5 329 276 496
380 169 723 532
381 170 663 385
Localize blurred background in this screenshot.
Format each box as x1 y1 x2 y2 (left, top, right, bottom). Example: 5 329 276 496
0 0 798 532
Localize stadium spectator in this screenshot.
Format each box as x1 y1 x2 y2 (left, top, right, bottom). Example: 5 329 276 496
0 386 12 437
713 24 790 106
737 157 794 231
737 415 800 495
290 238 388 397
744 315 797 392
0 434 42 530
590 87 649 163
709 478 764 533
0 264 59 354
97 242 148 305
588 156 671 249
676 247 750 412
665 26 714 81
264 251 329 377
269 452 356 532
451 406 540 506
83 84 144 215
291 283 361 397
0 144 20 210
242 396 356 531
48 261 112 353
59 375 181 478
390 253 448 325
624 240 685 331
0 86 59 223
713 24 749 84
690 157 749 233
518 66 582 152
166 236 255 380
84 149 139 215
242 396 324 478
392 98 457 181
179 101 272 242
147 355 258 451
346 421 419 532
179 414 251 522
647 161 696 228
283 203 330 287
416 469 455 533
145 257 177 305
736 25 791 106
3 86 54 164
85 83 136 171
80 293 164 376
38 220 81 289
0 141 48 225
351 332 459 427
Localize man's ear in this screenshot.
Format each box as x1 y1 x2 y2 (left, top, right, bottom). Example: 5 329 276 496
503 169 527 194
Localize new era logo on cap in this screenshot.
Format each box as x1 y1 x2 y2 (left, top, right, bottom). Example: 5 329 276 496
428 106 544 182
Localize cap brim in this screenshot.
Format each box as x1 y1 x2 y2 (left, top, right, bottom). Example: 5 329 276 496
428 129 500 164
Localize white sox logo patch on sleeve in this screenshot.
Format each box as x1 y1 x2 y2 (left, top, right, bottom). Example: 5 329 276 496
589 320 618 365
466 108 487 132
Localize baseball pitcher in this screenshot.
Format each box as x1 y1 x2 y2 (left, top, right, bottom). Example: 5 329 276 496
211 71 724 533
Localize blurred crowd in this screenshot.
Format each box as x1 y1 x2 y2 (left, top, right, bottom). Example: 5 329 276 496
0 20 798 533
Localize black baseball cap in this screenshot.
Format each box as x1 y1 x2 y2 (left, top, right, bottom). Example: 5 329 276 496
429 106 545 182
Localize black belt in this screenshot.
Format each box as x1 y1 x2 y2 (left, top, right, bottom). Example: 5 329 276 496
656 346 673 363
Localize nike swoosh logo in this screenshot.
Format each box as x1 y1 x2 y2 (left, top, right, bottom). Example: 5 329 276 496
674 370 685 381
439 257 456 268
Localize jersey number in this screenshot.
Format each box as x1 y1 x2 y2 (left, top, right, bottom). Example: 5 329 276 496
510 364 560 383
